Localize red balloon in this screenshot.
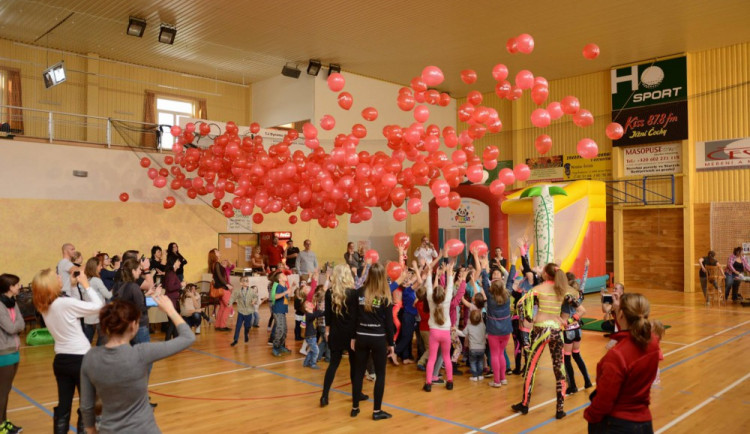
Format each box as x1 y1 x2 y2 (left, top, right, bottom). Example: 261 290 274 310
414 105 430 123
535 134 552 156
397 94 416 111
577 138 599 159
431 179 450 197
393 232 411 249
573 109 594 127
250 122 260 134
393 208 407 221
482 146 500 161
561 96 581 115
506 37 518 54
492 64 509 81
327 73 345 92
320 114 336 130
386 261 404 281
338 92 353 110
364 249 380 263
410 77 428 92
516 33 535 54
605 122 624 140
164 155 174 165
351 124 367 138
547 102 564 120
252 213 264 224
515 70 534 90
467 90 483 106
361 107 378 121
163 196 176 209
583 43 600 60
140 157 151 168
421 66 444 87
407 198 422 214
448 191 461 210
170 126 182 137
484 159 498 170
466 165 484 183
199 122 211 136
531 84 549 106
469 240 489 256
119 192 129 202
153 176 167 188
514 164 531 181
445 239 465 257
499 168 516 185
289 215 298 224
489 180 506 196
460 69 478 84
531 109 551 128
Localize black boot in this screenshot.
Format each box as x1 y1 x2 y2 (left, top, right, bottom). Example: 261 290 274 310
572 352 593 388
564 354 577 395
53 406 70 434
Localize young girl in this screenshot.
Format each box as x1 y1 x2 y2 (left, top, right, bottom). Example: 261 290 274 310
269 271 292 357
390 289 403 365
302 301 325 369
484 253 514 388
180 284 211 334
463 309 486 381
423 257 455 392
562 259 592 395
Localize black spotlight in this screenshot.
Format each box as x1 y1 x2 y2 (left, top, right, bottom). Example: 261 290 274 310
307 59 321 76
127 16 147 37
158 24 177 44
328 63 341 77
281 63 301 79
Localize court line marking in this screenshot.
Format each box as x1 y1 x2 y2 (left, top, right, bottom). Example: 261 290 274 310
468 323 750 433
660 340 688 346
655 371 750 433
148 367 252 387
188 348 494 433
509 329 750 433
11 386 78 433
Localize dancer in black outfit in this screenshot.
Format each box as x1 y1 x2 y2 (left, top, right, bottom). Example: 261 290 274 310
320 265 368 406
349 263 395 421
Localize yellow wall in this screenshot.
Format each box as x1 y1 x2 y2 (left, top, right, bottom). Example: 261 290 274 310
0 38 251 145
690 41 750 203
0 199 227 284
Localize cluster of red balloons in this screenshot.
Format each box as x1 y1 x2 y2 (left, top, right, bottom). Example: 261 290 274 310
134 33 610 224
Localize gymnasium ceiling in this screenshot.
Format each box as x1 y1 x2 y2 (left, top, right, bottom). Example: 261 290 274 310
0 0 749 95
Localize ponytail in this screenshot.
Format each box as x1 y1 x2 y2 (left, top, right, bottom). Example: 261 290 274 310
432 285 446 326
553 268 568 298
619 293 654 350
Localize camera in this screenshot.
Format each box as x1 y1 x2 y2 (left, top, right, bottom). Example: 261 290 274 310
73 271 80 277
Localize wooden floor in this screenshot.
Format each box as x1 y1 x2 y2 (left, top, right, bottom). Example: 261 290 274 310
9 289 750 433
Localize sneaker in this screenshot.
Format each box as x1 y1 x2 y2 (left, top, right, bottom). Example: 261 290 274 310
446 381 453 390
416 364 426 371
501 379 508 385
366 373 376 381
267 342 273 346
511 403 529 414
566 386 578 395
488 382 502 388
272 349 283 357
484 371 494 379
195 325 201 334
3 421 22 434
470 376 479 381
432 378 446 385
373 410 392 420
556 410 566 419
310 364 321 370
244 335 249 343
281 347 291 354
422 383 432 392
230 341 238 347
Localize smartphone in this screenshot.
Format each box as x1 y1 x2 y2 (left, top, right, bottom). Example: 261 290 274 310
72 271 81 277
602 294 613 304
145 296 157 307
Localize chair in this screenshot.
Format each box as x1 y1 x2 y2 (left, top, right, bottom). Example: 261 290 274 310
705 265 725 306
195 280 219 319
15 286 40 331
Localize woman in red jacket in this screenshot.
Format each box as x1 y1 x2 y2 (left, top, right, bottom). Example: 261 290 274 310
584 293 661 433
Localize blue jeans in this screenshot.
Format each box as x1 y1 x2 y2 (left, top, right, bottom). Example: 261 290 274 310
588 416 653 434
303 336 319 366
252 311 260 327
233 313 253 342
395 311 417 360
317 330 330 361
469 349 485 377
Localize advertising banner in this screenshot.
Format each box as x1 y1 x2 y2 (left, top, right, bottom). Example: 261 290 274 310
611 56 688 146
563 152 612 180
623 143 683 176
696 138 750 171
525 155 564 182
437 198 489 229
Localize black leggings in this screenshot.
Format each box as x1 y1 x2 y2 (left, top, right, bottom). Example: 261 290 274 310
322 347 355 399
53 354 84 421
352 334 387 411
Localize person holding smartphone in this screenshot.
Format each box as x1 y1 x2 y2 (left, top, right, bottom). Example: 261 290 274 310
601 283 625 335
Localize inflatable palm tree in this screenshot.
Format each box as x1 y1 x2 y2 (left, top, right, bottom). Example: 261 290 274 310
519 185 568 267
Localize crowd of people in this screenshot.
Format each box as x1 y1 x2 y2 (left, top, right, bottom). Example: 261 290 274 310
0 235 677 433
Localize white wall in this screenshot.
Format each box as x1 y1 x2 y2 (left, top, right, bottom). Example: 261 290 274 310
0 139 174 203
251 74 316 128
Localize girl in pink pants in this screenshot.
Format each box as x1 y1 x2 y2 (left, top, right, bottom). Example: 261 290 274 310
479 251 516 387
423 258 455 392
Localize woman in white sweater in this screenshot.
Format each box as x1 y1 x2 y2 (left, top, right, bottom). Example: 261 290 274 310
32 268 105 434
423 256 456 392
83 257 112 346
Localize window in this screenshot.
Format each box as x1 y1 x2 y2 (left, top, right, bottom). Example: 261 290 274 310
156 96 195 149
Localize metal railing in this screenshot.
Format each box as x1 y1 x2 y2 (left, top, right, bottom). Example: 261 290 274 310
0 104 160 149
605 175 676 206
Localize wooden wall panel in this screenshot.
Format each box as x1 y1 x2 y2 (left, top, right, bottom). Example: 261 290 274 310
606 205 614 276
623 208 684 291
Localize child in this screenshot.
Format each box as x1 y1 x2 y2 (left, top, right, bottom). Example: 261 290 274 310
180 284 212 334
222 259 236 318
269 271 292 357
294 285 307 343
463 309 487 381
229 277 260 346
390 289 403 365
314 286 330 363
302 301 325 369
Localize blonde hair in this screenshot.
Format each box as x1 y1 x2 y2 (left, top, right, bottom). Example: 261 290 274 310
32 268 61 313
362 263 391 313
489 279 508 306
431 284 446 326
331 264 354 317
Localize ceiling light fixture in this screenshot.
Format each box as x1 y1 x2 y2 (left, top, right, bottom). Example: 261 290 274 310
307 59 321 76
281 63 301 79
158 24 177 44
328 63 341 77
127 16 147 37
